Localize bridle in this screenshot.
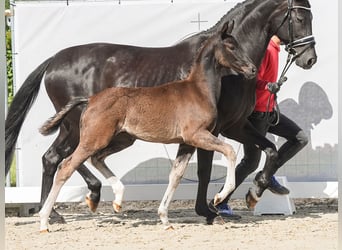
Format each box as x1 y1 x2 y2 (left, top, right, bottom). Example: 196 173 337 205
266 0 316 126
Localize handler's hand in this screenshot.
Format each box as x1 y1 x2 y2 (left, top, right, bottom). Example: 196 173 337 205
267 82 280 94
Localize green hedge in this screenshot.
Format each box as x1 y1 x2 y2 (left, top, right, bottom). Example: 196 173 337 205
6 29 13 106
6 0 15 185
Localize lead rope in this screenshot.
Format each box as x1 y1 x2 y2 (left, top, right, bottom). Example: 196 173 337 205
265 48 299 126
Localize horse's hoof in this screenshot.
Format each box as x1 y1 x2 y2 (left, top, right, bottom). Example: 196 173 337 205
206 217 214 225
113 202 122 213
206 212 218 225
49 209 66 225
245 188 260 209
85 196 99 212
40 229 50 234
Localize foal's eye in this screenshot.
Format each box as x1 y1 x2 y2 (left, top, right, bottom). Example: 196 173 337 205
226 44 235 50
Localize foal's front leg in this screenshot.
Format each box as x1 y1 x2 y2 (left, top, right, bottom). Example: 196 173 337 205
189 131 237 206
158 144 195 229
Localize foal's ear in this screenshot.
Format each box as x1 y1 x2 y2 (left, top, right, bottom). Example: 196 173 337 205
221 20 235 39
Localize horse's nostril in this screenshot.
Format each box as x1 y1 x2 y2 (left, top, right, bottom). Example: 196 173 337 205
307 57 316 66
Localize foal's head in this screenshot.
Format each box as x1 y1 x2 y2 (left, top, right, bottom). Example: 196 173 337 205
212 21 257 79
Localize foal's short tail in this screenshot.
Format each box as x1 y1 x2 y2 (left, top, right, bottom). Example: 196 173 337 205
39 98 89 136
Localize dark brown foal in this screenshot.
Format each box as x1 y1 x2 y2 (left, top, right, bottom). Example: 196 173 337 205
38 21 256 232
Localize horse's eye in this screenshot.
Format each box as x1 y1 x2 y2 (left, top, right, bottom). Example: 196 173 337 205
296 16 304 23
295 11 305 23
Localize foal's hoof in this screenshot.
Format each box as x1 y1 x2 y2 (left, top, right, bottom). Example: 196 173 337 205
85 196 99 213
40 229 50 234
164 225 175 230
245 188 260 209
113 202 122 213
213 193 223 206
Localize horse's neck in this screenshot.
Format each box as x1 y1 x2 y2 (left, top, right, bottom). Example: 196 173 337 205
235 0 284 66
201 0 285 67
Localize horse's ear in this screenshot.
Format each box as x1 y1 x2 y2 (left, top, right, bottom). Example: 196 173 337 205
226 20 234 34
221 20 235 39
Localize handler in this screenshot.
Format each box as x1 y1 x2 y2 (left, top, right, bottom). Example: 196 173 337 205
216 35 309 217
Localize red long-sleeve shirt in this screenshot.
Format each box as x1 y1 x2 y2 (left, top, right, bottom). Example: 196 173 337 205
254 39 280 112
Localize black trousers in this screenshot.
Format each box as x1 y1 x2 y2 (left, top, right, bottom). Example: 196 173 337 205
226 111 308 201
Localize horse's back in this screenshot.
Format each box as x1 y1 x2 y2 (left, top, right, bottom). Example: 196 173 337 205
44 42 195 99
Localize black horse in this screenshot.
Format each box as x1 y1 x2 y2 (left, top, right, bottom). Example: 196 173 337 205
5 0 316 223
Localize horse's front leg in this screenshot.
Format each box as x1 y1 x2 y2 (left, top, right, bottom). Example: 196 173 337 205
158 144 195 230
195 148 216 223
245 147 278 208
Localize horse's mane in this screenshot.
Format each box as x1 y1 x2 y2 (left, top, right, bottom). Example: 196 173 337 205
186 0 286 41
176 0 249 44
204 0 249 35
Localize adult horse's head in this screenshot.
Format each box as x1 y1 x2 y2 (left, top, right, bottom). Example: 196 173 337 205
214 21 257 79
273 0 317 69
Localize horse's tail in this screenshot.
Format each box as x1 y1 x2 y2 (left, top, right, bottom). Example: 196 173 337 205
39 97 88 136
5 57 53 176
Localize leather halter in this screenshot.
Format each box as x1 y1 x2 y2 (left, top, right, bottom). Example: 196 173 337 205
266 0 316 126
284 0 316 54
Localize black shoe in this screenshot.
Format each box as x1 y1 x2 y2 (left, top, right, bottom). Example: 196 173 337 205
267 176 290 195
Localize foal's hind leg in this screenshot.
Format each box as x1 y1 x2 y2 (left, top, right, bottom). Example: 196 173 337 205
90 156 125 213
41 127 102 223
39 146 94 232
158 144 196 229
90 133 136 212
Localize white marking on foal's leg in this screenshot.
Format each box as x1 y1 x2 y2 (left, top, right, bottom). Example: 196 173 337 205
214 149 236 206
107 176 125 212
39 181 64 232
158 198 170 229
158 150 193 230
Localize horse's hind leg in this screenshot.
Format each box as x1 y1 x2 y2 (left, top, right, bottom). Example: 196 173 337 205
158 143 196 229
78 166 102 212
